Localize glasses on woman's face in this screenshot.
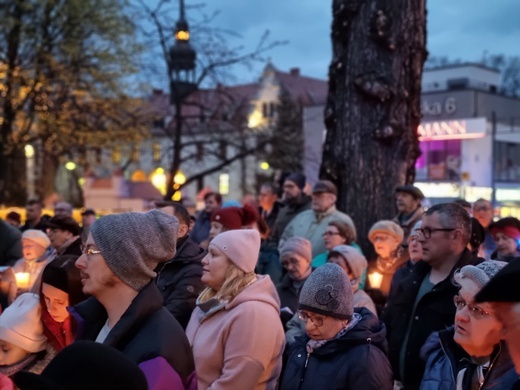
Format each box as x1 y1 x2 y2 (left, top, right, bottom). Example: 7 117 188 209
80 245 101 256
297 310 325 327
453 295 490 320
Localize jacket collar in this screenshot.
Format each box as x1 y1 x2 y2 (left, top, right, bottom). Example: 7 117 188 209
71 282 163 348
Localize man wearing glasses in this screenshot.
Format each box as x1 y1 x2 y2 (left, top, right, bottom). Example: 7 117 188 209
382 202 482 390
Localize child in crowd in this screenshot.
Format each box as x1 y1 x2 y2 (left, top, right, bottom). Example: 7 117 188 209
0 293 49 377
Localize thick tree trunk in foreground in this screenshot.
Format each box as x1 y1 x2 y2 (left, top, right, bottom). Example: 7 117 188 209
321 0 426 254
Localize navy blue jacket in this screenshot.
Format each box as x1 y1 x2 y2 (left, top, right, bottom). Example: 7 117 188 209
421 327 518 390
280 307 393 390
190 211 211 244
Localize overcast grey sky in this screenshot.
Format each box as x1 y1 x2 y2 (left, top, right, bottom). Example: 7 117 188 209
200 0 520 83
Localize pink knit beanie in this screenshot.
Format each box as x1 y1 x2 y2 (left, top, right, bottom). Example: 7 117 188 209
210 229 261 273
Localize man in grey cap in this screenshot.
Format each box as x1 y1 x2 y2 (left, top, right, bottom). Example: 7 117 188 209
393 185 425 245
72 209 196 389
279 180 356 258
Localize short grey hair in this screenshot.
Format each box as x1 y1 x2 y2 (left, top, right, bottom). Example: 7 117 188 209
425 203 471 244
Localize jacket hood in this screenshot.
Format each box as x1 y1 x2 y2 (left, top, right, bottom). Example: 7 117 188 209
225 274 281 314
308 307 388 355
171 237 206 264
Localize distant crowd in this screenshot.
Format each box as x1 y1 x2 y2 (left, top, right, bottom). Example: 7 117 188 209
0 172 520 390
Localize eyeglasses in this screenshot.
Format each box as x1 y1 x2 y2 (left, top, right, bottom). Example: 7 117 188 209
372 235 390 242
322 231 341 238
418 227 456 239
453 295 490 319
474 206 491 212
297 311 325 327
80 246 101 256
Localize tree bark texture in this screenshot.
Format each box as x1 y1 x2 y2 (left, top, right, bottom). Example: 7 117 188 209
321 0 426 254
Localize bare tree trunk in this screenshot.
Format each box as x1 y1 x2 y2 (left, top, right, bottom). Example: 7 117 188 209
321 0 426 255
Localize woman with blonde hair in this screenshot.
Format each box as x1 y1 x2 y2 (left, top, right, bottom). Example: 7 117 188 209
186 229 285 390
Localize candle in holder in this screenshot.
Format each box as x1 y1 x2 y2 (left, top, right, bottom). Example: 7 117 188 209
15 272 30 289
368 272 383 289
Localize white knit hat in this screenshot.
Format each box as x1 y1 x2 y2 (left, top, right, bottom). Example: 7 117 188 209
0 293 47 353
22 229 51 249
210 229 260 273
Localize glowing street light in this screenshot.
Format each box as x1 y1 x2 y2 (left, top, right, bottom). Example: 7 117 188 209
65 161 76 171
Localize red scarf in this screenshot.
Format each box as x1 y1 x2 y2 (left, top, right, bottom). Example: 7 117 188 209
41 309 74 352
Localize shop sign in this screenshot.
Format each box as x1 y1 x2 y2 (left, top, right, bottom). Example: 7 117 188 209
418 117 487 141
496 188 520 202
415 182 461 198
421 97 457 116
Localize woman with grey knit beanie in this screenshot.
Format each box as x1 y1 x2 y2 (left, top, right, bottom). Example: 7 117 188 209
421 260 518 390
280 263 393 390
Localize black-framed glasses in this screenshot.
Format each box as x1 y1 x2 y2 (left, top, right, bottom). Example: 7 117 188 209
453 295 490 319
418 227 456 239
80 245 101 256
297 310 325 327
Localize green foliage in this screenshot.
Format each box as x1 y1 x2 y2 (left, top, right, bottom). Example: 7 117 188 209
265 88 304 173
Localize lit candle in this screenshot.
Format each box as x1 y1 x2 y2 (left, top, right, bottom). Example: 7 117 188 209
15 272 30 289
368 272 383 289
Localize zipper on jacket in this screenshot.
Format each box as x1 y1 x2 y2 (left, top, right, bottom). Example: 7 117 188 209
298 352 311 390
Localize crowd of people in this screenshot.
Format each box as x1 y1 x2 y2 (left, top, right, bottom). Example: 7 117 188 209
0 173 520 389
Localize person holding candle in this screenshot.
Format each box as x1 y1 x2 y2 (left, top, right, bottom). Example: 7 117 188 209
13 230 54 294
366 220 405 295
39 255 88 353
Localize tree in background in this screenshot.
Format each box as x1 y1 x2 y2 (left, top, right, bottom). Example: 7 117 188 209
262 88 304 174
136 0 284 200
0 0 147 206
320 0 426 254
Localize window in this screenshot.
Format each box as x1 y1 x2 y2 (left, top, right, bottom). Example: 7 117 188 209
131 144 140 163
495 142 520 182
152 142 161 163
219 173 230 195
112 146 120 164
415 140 461 181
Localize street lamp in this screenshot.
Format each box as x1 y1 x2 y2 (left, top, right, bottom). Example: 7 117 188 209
166 0 197 200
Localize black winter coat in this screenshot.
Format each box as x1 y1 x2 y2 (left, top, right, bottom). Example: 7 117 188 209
269 194 311 246
156 237 206 329
381 248 481 389
280 307 393 390
71 282 196 388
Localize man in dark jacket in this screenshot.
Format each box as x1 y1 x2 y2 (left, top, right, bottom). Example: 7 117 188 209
46 215 82 257
269 172 311 247
72 210 196 390
190 192 222 244
0 219 22 266
155 201 206 329
20 199 47 232
382 202 481 389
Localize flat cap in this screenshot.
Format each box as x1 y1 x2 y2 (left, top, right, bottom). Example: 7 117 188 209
312 180 337 196
395 185 424 200
46 215 81 236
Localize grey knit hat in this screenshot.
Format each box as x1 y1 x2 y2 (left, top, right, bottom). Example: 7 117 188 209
298 263 354 320
90 210 178 290
280 237 312 263
455 260 508 289
328 245 367 279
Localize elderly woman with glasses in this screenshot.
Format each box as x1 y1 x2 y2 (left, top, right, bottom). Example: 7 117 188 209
420 260 518 390
280 263 392 390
